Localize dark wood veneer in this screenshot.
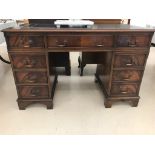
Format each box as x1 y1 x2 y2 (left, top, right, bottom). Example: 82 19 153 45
112 70 142 82
10 54 47 69
18 86 49 98
2 24 155 109
113 54 146 68
7 35 44 49
15 71 48 84
111 83 139 96
116 33 151 47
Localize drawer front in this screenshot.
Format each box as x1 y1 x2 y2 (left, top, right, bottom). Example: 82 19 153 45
18 86 49 98
81 35 113 47
47 36 81 47
47 35 113 48
111 84 138 96
113 54 146 68
15 71 48 84
7 35 44 49
112 70 142 82
10 54 47 69
116 34 150 47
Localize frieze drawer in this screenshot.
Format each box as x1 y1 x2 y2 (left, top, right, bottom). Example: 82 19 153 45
7 35 44 49
47 35 113 48
116 33 151 47
81 35 113 47
47 35 81 48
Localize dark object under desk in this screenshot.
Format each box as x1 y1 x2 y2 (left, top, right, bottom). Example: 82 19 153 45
2 24 155 109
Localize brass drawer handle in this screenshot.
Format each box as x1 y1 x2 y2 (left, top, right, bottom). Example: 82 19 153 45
23 58 37 68
57 44 66 47
25 64 33 68
25 80 35 83
121 91 128 94
96 44 104 47
56 40 67 47
126 63 133 66
23 39 33 48
128 44 136 47
23 45 30 48
22 73 37 83
30 94 38 97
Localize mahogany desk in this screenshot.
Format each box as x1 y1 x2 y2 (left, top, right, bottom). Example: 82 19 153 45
2 24 155 109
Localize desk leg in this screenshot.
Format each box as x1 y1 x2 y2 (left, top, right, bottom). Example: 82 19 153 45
80 64 86 76
17 75 58 110
104 99 112 108
17 99 53 110
95 73 112 108
51 75 58 99
78 56 86 76
132 99 139 107
95 74 140 108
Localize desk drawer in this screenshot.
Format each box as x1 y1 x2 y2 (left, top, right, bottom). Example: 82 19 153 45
47 35 81 47
15 71 48 84
81 35 113 47
112 70 142 82
111 83 138 96
47 35 113 48
18 86 49 98
10 54 47 69
116 34 151 47
113 54 146 68
7 35 44 49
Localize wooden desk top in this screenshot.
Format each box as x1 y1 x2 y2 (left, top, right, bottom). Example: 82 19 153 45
2 24 155 33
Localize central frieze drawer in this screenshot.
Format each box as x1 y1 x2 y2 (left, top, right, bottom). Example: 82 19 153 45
47 36 81 47
111 83 139 96
113 54 146 68
18 86 49 98
116 34 151 47
7 35 44 49
47 35 113 48
10 54 47 69
81 35 113 47
112 70 142 82
15 71 48 84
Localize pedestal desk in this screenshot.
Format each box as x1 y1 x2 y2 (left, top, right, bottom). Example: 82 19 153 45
2 24 155 109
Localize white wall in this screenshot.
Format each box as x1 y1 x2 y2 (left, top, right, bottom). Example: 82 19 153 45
131 19 155 27
131 19 155 43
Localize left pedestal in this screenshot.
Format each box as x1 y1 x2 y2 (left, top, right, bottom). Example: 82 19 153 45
9 52 57 110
